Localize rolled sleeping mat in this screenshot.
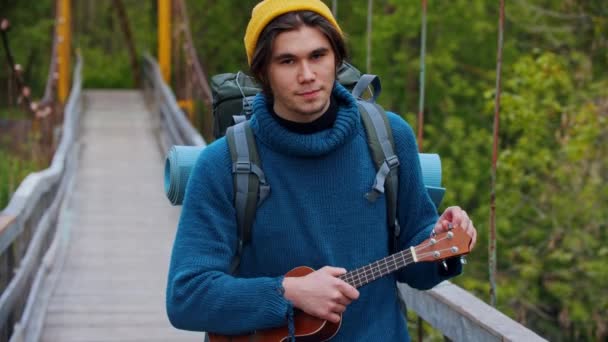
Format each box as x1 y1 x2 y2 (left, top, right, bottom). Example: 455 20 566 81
418 153 446 207
164 147 447 207
164 145 204 205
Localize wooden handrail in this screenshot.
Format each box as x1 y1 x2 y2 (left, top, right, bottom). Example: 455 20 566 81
0 215 15 236
399 281 547 341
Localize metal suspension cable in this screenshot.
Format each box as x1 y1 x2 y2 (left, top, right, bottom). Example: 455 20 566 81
37 16 59 116
489 0 505 308
416 3 429 339
417 0 428 152
112 0 139 87
174 0 212 107
36 0 60 122
332 0 338 19
171 0 215 140
366 0 373 73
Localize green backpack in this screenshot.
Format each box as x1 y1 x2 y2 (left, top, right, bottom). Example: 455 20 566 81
211 63 407 274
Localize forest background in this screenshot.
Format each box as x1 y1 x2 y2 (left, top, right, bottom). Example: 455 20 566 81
0 1 606 341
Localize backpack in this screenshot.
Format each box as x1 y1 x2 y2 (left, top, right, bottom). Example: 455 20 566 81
212 63 413 274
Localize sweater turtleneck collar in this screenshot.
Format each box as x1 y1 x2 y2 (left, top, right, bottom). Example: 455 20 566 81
249 83 360 158
268 95 338 134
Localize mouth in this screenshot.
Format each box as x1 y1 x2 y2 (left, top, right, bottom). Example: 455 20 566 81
297 89 321 99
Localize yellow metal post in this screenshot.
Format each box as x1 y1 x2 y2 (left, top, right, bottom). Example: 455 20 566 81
177 99 194 122
57 0 72 104
158 0 172 82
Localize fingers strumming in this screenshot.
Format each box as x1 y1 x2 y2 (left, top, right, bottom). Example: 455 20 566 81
325 266 347 276
332 303 346 314
347 286 359 300
328 313 341 323
337 280 359 300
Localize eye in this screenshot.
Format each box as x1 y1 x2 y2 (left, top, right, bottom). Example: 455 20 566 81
311 51 326 60
279 58 294 65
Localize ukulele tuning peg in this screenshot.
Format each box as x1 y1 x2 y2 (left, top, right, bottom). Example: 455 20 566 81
447 223 454 231
460 256 467 265
442 260 448 271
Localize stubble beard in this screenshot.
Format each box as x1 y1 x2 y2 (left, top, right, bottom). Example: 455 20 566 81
294 91 331 120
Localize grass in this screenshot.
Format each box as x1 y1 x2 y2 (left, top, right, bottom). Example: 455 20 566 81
0 108 47 210
0 107 30 120
0 148 44 210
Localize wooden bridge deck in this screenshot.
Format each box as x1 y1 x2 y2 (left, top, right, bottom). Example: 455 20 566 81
40 90 201 341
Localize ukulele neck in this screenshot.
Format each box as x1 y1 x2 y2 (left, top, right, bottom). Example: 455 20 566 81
339 248 416 288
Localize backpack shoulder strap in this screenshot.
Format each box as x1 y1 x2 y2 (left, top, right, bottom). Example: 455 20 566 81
353 75 401 251
225 121 270 274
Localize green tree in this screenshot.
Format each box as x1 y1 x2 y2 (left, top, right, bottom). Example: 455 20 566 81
491 51 606 341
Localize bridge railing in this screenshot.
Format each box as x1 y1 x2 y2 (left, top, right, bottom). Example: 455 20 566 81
142 55 545 342
141 53 206 154
399 282 546 341
0 55 82 342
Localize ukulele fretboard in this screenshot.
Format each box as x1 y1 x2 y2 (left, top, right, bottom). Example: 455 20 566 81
339 248 414 288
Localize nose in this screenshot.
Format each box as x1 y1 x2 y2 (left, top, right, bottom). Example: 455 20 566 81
298 61 315 83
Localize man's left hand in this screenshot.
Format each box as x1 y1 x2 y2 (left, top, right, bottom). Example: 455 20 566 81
433 206 477 250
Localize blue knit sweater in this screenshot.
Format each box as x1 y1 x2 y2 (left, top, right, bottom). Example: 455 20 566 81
166 83 462 341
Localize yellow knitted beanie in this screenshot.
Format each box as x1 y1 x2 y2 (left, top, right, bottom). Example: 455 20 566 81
244 0 342 65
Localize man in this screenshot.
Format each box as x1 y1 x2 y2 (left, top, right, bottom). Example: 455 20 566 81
166 0 477 340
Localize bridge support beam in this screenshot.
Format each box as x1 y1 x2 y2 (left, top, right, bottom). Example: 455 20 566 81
158 0 171 83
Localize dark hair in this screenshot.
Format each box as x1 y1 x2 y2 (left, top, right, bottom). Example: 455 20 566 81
249 11 347 95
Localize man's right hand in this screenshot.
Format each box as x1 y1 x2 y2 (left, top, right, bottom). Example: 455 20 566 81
282 266 360 323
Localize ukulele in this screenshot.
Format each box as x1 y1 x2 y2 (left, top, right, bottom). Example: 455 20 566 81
209 228 472 342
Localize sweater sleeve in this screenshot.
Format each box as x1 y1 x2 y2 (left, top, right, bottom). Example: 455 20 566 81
165 139 292 335
386 113 463 289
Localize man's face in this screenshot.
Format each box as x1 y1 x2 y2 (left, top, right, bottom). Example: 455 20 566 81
267 25 336 123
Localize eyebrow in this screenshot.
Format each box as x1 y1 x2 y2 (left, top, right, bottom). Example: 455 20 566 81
272 47 330 61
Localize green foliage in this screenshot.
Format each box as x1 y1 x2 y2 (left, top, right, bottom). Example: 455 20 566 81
490 51 607 341
0 108 29 120
74 1 156 88
0 123 46 210
0 148 43 210
0 1 54 97
0 3 53 209
185 0 259 76
81 48 134 88
0 119 51 211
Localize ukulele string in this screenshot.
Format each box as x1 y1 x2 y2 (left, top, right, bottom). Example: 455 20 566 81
414 234 450 252
415 247 459 259
341 252 417 285
341 234 457 286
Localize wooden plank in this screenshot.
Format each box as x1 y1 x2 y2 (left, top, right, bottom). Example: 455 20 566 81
38 90 201 341
41 326 202 342
44 311 174 326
